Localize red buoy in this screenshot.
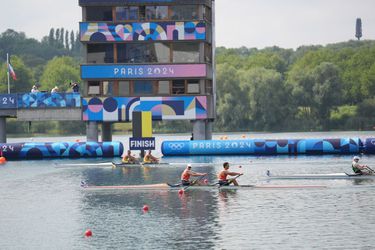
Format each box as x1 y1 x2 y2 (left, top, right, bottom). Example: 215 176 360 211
142 205 149 212
178 189 184 195
84 229 92 237
203 179 208 184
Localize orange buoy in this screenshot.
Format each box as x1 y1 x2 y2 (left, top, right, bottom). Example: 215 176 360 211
0 156 6 164
84 229 92 237
142 205 149 212
241 134 246 138
75 139 80 142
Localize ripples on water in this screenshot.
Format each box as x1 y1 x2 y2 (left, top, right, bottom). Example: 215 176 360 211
1 132 375 249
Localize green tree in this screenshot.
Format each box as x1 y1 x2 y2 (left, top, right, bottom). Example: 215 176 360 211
311 62 343 129
70 31 75 51
239 67 294 131
65 30 69 50
39 56 80 92
215 64 249 131
48 28 55 46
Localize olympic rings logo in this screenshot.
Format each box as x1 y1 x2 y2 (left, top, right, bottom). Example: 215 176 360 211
168 143 185 150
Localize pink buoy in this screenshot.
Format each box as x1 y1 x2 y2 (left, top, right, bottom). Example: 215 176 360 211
84 229 92 237
178 189 184 195
203 179 208 184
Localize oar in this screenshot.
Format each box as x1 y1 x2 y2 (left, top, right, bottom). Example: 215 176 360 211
183 175 207 191
365 165 375 174
226 173 243 185
216 173 243 188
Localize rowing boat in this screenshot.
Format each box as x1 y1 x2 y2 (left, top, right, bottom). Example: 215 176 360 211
81 183 326 190
266 170 375 180
111 162 216 167
111 162 170 167
56 162 112 167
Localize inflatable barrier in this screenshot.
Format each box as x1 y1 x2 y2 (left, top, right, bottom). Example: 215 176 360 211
161 138 364 156
0 141 123 160
364 138 375 154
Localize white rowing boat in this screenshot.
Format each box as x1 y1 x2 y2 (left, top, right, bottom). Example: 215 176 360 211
111 162 170 167
56 162 214 168
56 162 113 167
266 170 375 179
81 182 326 191
111 162 215 167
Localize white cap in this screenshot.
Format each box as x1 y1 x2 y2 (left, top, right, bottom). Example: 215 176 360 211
187 164 192 167
353 156 360 161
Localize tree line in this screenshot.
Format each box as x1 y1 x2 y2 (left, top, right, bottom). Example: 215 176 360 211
1 29 375 135
215 41 375 132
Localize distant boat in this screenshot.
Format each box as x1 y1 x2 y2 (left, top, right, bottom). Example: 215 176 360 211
266 170 375 180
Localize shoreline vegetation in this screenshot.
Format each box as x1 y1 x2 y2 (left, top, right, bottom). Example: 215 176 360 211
1 29 375 135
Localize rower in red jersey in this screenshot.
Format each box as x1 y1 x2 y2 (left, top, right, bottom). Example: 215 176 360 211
180 164 207 186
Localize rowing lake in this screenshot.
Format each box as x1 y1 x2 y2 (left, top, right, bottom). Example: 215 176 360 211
1 131 375 249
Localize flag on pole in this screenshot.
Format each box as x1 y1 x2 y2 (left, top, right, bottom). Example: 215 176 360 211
7 62 17 80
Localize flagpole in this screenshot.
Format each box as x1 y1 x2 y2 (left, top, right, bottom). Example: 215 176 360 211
6 53 10 94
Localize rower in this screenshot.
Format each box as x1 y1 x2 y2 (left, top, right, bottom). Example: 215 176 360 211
352 156 373 175
122 150 138 164
181 164 207 186
218 162 243 186
143 150 159 163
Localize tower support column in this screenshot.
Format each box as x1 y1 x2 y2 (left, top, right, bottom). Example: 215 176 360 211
101 122 112 142
0 117 6 143
86 121 98 142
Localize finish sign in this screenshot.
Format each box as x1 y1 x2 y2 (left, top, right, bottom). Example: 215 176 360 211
129 137 155 150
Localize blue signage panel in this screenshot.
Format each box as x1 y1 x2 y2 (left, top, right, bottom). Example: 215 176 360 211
129 137 156 150
0 94 17 109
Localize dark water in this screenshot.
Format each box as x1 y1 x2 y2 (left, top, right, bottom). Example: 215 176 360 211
1 132 375 249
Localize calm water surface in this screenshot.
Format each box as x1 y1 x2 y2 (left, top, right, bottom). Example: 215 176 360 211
1 132 375 249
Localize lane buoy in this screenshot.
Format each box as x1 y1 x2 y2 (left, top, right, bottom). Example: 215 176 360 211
84 229 92 237
142 205 149 212
0 156 6 164
178 189 184 195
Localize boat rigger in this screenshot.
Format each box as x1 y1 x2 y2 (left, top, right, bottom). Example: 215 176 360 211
266 170 375 179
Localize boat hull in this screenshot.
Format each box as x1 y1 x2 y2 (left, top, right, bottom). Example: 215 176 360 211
111 162 170 167
82 183 326 191
266 171 375 180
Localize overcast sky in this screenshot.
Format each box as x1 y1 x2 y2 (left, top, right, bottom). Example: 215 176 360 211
0 0 374 49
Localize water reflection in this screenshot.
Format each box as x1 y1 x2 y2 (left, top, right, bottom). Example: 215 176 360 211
80 167 223 249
